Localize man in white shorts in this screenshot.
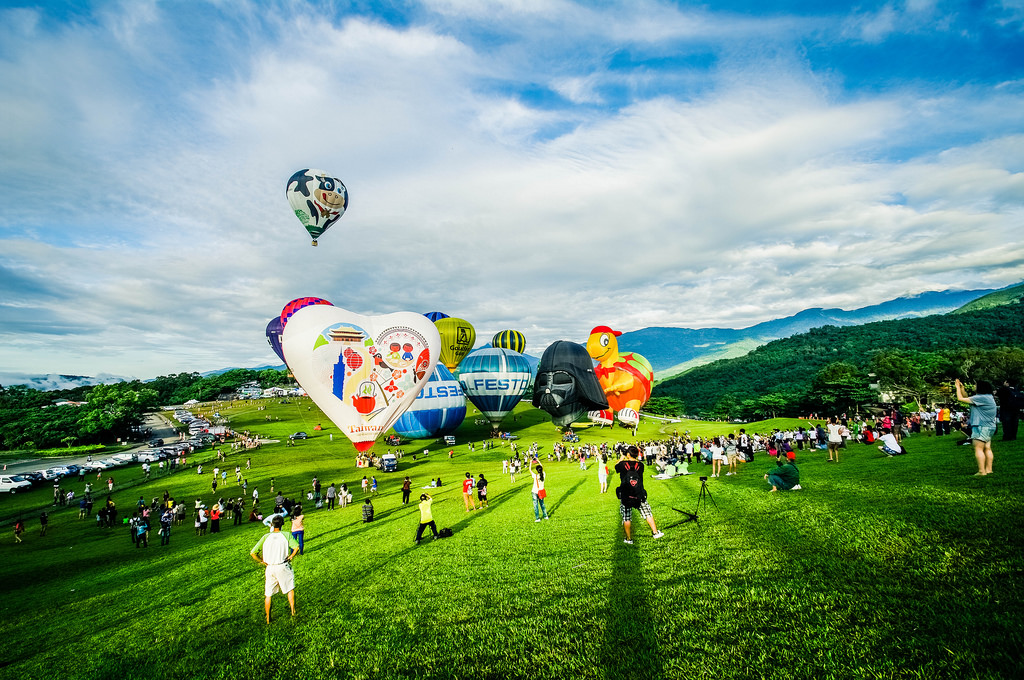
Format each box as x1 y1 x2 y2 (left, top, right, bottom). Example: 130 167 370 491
250 515 300 623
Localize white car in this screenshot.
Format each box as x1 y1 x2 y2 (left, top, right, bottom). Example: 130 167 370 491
111 453 138 464
0 475 32 493
94 459 118 469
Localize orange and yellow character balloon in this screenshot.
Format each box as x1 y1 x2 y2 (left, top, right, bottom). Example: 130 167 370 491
585 325 654 419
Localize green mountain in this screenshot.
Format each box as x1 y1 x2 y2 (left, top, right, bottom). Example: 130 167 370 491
652 301 1024 417
953 283 1024 314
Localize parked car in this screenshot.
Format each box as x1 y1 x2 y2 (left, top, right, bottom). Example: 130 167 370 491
378 453 398 472
0 475 32 493
111 453 139 464
148 438 164 447
289 432 308 440
136 451 161 463
33 468 61 481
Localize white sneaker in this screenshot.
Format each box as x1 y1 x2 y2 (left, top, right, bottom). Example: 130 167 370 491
623 539 633 545
652 531 664 539
791 484 802 490
725 472 734 476
535 518 541 522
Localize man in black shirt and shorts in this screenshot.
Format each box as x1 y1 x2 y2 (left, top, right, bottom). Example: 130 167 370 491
615 446 664 545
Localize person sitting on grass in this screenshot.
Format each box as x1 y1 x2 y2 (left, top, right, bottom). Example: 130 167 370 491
878 428 905 456
764 457 801 492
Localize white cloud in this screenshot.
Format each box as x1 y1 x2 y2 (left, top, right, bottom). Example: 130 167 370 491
0 1 1021 378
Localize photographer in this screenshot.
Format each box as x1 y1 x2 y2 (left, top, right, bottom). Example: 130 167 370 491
615 446 664 545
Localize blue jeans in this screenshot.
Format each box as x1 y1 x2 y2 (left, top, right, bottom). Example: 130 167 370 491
532 493 548 519
291 530 304 554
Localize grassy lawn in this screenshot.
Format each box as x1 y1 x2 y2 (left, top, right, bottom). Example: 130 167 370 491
1 398 1021 679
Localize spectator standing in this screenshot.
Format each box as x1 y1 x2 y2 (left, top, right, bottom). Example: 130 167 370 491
614 446 663 544
326 483 337 510
826 417 843 463
531 465 550 522
997 379 1019 441
249 516 300 624
401 477 412 505
290 504 305 555
956 379 998 476
362 499 374 523
462 473 478 512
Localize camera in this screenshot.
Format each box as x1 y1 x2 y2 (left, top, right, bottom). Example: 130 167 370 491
699 476 708 482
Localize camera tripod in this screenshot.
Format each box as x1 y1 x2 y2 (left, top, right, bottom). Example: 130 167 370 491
665 477 717 529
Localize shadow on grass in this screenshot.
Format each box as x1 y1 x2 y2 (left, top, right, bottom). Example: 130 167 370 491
601 532 663 680
547 477 586 517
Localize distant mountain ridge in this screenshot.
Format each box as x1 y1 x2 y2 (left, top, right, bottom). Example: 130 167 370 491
3 285 1017 391
620 287 1005 377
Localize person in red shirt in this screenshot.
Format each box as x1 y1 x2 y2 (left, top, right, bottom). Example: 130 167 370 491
461 472 477 512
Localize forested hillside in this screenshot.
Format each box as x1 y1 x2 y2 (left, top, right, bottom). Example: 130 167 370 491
653 302 1024 419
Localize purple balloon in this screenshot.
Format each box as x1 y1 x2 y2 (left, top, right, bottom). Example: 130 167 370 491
266 317 285 364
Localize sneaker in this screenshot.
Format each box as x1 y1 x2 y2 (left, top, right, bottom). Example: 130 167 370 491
623 539 633 545
725 472 734 476
791 484 802 490
535 518 542 522
652 531 664 539
544 516 549 520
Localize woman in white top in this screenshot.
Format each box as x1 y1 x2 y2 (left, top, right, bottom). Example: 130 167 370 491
597 455 609 493
531 465 549 521
710 438 725 478
826 417 843 463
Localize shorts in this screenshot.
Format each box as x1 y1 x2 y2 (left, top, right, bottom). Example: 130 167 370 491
827 441 841 452
972 425 996 443
620 501 652 523
726 453 737 464
264 563 295 596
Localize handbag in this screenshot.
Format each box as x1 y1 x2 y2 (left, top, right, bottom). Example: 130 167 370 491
538 489 547 500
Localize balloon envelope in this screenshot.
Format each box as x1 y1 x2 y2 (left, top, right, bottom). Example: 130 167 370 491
532 340 608 427
423 311 449 322
491 329 526 354
392 365 467 439
588 410 613 426
435 317 476 371
281 304 440 452
458 348 531 430
281 297 332 329
266 317 285 364
286 169 348 245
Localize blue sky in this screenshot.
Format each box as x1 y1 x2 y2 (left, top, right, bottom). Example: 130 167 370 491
1 0 1023 382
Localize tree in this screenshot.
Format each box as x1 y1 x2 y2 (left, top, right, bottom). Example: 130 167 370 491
810 362 876 414
644 396 686 417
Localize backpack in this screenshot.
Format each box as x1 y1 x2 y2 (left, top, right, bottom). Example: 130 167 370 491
617 462 646 508
438 527 453 538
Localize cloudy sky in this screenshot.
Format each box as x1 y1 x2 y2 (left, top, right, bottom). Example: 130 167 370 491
1 0 1023 382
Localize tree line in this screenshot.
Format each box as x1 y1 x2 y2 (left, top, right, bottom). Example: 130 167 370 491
652 302 1024 419
0 368 292 451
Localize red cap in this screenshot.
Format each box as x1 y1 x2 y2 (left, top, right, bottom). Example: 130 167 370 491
590 325 622 337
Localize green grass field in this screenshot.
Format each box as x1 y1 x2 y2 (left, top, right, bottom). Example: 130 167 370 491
1 398 1022 679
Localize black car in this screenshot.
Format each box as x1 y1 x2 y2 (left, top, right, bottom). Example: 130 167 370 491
289 432 308 440
149 439 164 447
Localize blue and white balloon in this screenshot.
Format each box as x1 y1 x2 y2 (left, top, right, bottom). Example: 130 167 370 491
458 347 532 430
392 365 467 439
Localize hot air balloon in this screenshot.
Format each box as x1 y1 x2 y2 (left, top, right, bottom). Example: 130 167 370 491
423 311 449 322
491 329 526 354
458 347 531 431
286 169 348 246
392 365 467 439
588 410 613 427
281 297 332 330
281 303 440 452
532 341 608 427
266 317 285 364
585 326 654 417
435 317 476 371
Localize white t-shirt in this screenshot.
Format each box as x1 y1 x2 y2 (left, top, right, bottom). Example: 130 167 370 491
879 433 902 453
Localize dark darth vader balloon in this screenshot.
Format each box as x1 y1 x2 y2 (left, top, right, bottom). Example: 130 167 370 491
532 340 609 426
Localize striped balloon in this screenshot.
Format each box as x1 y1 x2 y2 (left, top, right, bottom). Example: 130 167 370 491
392 365 467 439
458 348 532 430
423 311 449 322
280 297 332 329
491 329 526 354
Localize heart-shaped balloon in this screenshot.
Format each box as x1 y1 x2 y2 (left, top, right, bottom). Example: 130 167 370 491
282 304 440 452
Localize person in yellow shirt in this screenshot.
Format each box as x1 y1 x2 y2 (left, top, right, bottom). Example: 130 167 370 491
414 493 439 544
